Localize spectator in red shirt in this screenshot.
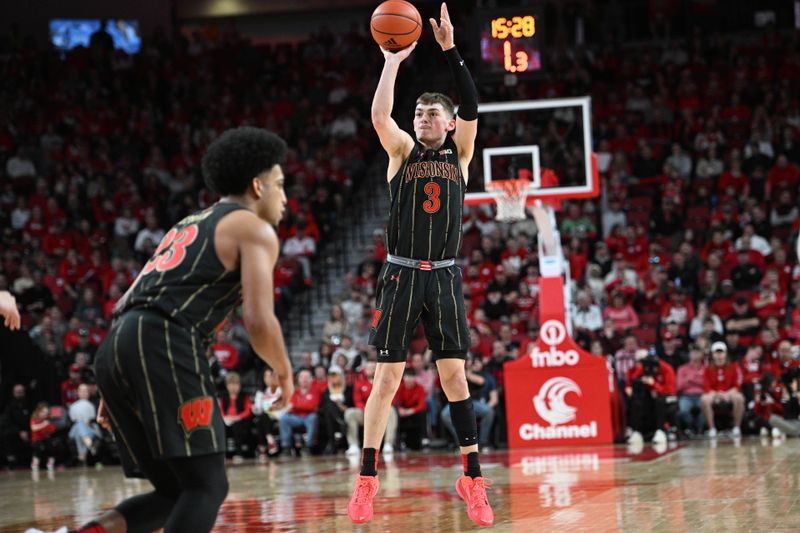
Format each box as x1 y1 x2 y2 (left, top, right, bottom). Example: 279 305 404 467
740 346 769 400
278 368 321 454
499 236 528 273
29 402 57 471
218 372 252 460
772 340 800 381
700 230 732 263
312 365 329 396
625 350 677 445
42 219 73 256
61 363 83 407
661 288 696 326
344 361 398 456
392 368 428 450
677 345 707 435
212 329 239 371
701 342 745 438
751 281 786 321
58 249 89 287
717 157 749 197
710 279 736 320
765 154 800 201
602 292 640 332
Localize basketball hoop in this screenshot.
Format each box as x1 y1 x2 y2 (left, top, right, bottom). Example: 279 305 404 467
487 179 529 221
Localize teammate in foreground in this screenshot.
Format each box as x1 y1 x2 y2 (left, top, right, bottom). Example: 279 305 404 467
347 3 493 527
29 127 294 533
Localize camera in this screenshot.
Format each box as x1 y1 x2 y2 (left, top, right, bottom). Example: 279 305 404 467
641 355 660 378
780 367 799 389
759 372 775 403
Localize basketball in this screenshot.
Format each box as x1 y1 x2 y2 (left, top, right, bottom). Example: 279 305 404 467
370 0 422 51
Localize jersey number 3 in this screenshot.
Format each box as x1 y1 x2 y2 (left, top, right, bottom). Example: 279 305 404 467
141 224 199 275
422 182 441 214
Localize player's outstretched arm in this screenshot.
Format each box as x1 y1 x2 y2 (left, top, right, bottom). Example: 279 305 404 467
237 215 294 408
0 290 21 331
372 44 416 161
430 2 478 168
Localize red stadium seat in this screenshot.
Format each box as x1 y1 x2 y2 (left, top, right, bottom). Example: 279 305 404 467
631 326 657 345
628 196 653 211
685 206 711 232
638 311 660 327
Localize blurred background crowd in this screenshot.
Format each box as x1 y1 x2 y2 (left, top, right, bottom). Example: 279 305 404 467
3 0 800 469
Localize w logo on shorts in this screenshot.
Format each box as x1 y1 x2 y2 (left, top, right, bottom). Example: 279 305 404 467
178 396 213 434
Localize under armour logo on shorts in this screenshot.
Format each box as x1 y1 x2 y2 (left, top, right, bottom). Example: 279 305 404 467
379 349 390 357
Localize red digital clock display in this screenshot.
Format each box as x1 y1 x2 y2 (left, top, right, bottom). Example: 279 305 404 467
480 14 541 74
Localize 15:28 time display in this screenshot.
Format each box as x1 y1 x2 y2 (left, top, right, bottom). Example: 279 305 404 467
491 16 536 40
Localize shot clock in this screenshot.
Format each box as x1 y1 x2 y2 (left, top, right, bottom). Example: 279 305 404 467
478 10 543 76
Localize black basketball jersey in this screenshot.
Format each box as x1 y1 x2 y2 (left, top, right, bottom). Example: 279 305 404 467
386 135 465 260
116 202 246 338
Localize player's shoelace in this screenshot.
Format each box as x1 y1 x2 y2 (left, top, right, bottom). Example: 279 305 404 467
354 478 375 504
469 478 493 506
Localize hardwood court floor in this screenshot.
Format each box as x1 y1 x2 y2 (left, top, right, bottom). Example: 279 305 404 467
3 440 799 532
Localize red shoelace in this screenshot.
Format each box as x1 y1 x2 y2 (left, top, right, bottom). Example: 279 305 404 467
468 477 493 506
354 478 376 504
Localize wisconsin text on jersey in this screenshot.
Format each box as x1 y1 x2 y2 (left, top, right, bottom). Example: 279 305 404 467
403 160 460 184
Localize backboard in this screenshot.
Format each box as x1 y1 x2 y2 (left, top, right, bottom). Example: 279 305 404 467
464 96 598 207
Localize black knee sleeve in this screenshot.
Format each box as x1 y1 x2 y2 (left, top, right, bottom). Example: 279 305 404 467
169 453 229 504
449 399 478 447
162 454 229 533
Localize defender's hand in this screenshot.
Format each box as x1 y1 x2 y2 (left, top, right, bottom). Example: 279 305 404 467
97 400 112 430
381 41 417 63
272 373 295 411
0 291 21 330
430 2 455 50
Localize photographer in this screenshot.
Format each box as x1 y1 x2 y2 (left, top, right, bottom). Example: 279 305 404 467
768 367 800 437
625 349 677 446
752 372 782 437
701 342 745 439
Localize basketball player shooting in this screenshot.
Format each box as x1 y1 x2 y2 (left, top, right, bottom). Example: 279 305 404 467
347 3 494 527
44 127 295 533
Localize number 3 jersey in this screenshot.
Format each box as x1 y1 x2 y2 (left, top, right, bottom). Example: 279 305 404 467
115 202 247 338
386 136 465 261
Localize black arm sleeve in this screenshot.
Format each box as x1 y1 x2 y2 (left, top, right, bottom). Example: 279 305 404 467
444 46 478 121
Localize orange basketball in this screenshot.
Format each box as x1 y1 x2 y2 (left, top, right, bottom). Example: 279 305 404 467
370 0 422 51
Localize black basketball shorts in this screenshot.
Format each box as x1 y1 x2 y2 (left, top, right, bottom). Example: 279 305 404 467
94 310 225 478
369 263 470 363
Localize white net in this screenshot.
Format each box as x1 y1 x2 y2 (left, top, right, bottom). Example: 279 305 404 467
487 180 529 221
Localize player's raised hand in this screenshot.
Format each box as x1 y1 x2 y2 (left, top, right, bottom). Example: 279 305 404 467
430 2 454 50
0 290 21 331
381 40 417 62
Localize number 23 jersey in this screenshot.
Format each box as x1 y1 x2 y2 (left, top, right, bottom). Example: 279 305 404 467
115 202 246 338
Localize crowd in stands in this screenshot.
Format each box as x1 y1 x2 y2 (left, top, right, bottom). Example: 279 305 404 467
4 18 800 467
0 23 382 468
